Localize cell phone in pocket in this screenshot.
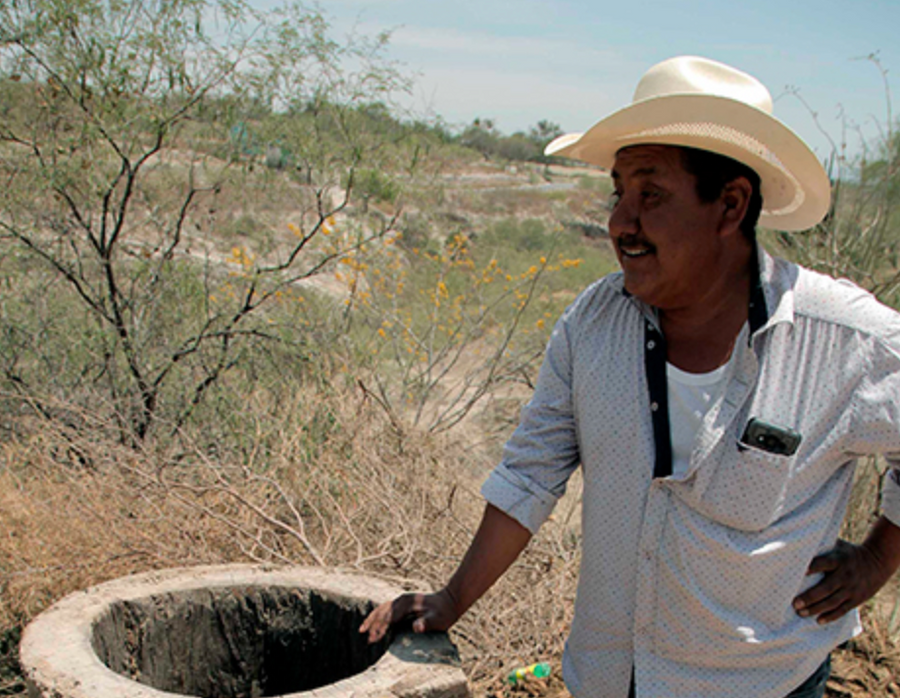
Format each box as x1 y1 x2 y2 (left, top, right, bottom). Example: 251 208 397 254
740 418 801 456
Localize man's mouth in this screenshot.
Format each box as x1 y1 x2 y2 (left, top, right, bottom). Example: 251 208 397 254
617 237 655 258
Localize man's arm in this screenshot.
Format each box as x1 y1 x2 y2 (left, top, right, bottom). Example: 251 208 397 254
793 515 900 624
359 503 533 643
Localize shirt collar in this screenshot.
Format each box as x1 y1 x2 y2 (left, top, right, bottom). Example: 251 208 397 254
754 242 796 335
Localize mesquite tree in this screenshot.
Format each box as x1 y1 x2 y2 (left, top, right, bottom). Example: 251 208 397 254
0 0 412 444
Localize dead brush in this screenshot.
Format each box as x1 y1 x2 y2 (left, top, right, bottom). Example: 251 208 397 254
0 409 251 630
831 604 900 696
0 383 582 695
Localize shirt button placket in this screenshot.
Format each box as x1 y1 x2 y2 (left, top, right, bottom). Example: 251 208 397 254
634 484 668 657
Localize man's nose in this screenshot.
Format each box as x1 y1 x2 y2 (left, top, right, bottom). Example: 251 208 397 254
608 194 637 238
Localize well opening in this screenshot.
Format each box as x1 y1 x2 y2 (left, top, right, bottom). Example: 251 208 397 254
90 585 392 698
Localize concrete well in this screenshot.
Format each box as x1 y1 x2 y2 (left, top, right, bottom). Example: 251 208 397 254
20 565 469 698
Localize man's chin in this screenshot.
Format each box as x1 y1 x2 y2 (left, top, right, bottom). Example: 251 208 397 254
622 276 646 299
621 277 663 308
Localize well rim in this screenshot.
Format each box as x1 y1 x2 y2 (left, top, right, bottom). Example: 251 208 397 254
20 564 468 698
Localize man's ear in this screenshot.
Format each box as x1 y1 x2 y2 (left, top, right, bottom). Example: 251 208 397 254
719 177 753 237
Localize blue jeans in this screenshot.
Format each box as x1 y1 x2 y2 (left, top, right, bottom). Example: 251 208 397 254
627 656 830 697
785 656 831 698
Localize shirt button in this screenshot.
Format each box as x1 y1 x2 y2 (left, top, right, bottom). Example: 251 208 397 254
647 340 656 350
650 402 659 412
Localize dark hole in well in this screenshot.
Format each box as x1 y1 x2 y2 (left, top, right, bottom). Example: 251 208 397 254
90 586 392 698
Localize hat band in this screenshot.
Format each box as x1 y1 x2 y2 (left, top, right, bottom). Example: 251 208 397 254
618 122 805 216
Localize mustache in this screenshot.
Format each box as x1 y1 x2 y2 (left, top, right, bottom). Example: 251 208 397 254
616 234 656 250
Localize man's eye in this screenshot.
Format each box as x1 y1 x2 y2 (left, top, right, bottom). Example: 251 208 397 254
641 189 660 202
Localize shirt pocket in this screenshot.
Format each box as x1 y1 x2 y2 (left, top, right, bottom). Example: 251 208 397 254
694 443 796 531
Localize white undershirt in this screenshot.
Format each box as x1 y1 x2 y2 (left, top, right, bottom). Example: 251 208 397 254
666 326 745 477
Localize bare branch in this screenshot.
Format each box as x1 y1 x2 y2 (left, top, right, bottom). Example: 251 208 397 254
0 220 111 322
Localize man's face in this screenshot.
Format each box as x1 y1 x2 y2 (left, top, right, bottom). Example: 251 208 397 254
608 145 727 311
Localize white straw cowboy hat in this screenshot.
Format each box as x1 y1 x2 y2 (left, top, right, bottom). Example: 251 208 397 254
545 56 831 231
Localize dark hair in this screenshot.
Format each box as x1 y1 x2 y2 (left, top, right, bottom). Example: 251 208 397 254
678 146 762 242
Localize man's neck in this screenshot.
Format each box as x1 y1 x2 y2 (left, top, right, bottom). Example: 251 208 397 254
661 254 753 374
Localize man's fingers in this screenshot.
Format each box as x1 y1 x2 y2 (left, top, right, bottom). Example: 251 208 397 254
359 601 389 633
360 595 415 643
815 598 855 625
795 549 864 623
806 550 841 575
359 605 388 642
795 585 845 619
359 590 459 644
796 545 850 615
793 538 893 625
411 598 449 634
409 593 428 615
794 568 843 611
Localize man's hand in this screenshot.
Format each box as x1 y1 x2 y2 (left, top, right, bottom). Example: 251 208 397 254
358 504 532 645
359 588 460 644
793 516 900 624
792 539 890 624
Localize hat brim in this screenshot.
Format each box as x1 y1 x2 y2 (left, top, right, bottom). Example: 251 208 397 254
545 94 830 232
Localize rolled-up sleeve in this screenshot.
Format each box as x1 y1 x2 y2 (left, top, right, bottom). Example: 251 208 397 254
882 466 900 527
481 312 581 534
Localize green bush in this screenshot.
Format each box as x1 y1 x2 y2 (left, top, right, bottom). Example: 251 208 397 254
346 168 401 206
480 218 543 251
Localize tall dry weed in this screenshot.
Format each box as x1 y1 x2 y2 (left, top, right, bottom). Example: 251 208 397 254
0 382 585 696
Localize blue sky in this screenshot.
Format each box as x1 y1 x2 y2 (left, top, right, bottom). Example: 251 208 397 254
262 0 900 160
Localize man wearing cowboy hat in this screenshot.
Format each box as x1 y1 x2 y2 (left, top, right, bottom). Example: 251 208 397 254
361 56 900 697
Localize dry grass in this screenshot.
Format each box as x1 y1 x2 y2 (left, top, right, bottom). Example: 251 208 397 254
830 608 900 696
0 384 586 696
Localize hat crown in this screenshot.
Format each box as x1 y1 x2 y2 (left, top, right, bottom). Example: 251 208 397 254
633 56 774 115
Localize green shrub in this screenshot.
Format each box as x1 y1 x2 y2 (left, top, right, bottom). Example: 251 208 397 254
348 168 401 206
482 218 548 252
